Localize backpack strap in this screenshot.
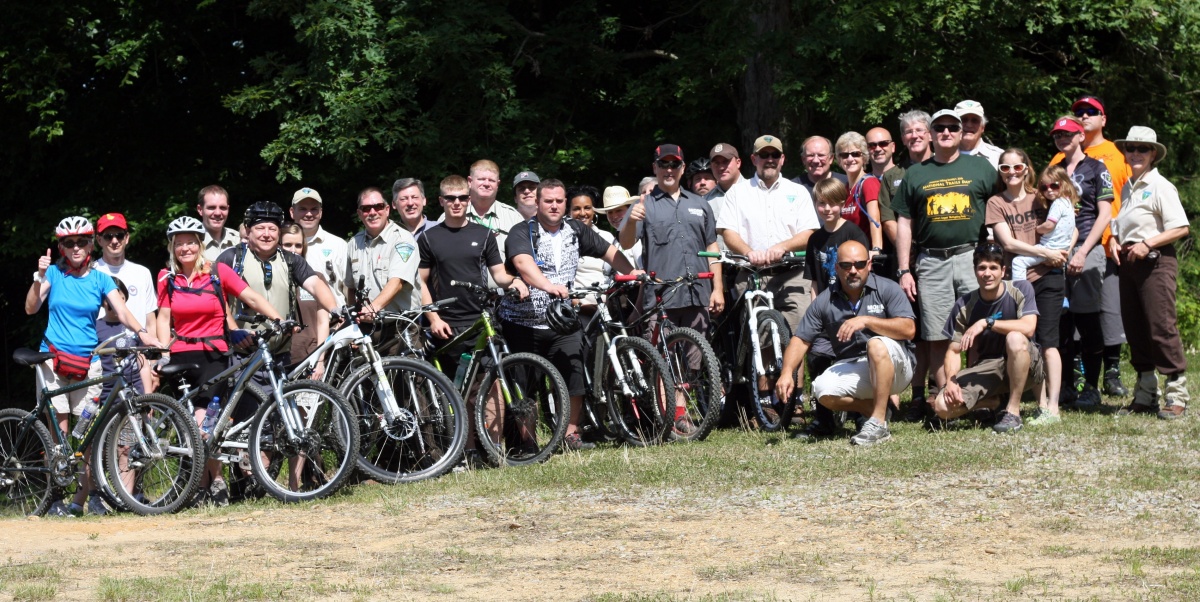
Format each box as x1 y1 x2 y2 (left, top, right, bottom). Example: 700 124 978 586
852 177 883 229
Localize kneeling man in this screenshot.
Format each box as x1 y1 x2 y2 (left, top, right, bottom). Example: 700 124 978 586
776 241 916 446
931 243 1044 434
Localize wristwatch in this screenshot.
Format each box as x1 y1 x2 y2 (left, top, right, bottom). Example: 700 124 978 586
870 247 883 253
985 316 996 330
896 269 911 278
32 272 44 284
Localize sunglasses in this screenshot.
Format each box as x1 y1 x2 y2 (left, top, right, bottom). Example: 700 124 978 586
836 260 869 271
441 194 470 203
1124 145 1155 155
756 151 782 160
1052 131 1079 140
1038 182 1062 192
656 160 683 170
358 203 388 214
59 237 92 249
932 123 961 133
866 140 892 149
998 163 1027 174
1074 107 1102 117
976 242 1004 255
100 231 127 242
838 151 863 159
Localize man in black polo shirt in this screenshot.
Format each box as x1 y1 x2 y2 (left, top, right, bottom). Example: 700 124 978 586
931 243 1043 434
418 175 526 379
776 241 916 446
504 178 640 451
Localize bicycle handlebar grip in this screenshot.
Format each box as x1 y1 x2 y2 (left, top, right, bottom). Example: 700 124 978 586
235 314 267 324
449 279 471 288
697 251 720 258
696 272 714 279
614 274 640 282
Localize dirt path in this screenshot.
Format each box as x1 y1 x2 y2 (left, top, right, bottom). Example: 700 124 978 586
3 480 1193 601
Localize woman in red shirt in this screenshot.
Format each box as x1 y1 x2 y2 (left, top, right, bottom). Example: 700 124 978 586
834 131 884 256
156 216 280 504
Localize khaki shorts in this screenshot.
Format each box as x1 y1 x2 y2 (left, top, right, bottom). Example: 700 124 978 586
915 251 978 341
37 359 104 416
956 339 1045 409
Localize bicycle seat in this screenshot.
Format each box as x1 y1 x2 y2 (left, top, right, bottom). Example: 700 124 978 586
13 348 55 367
156 363 199 377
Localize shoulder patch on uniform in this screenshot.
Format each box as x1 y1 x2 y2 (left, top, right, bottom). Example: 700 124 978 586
322 249 332 258
786 195 797 203
396 243 415 262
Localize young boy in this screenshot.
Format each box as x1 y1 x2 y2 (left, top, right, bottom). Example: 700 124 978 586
806 178 870 295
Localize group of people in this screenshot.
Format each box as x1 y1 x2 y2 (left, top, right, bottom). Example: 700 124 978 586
28 95 1192 515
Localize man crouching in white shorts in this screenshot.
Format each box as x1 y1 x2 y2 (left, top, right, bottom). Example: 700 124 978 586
776 241 916 446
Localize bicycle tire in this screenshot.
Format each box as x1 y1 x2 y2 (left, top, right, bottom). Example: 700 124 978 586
248 380 360 502
102 394 206 515
0 409 56 517
582 338 621 443
473 352 570 466
742 309 794 432
89 409 130 513
340 356 467 483
600 336 674 447
663 327 722 442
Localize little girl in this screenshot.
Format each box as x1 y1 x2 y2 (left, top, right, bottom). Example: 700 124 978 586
1011 165 1077 280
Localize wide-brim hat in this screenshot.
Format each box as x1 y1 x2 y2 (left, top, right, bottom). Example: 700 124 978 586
1114 126 1168 166
595 186 639 213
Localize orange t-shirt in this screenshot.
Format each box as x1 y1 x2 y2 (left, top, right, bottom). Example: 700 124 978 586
1051 140 1131 257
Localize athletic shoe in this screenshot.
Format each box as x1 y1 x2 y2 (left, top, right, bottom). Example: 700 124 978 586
850 418 891 446
1158 404 1187 420
87 495 110 516
564 433 596 451
1074 385 1101 407
46 500 77 518
209 478 230 507
791 419 835 442
1026 409 1062 427
1103 370 1129 397
901 397 929 423
673 417 697 437
991 411 1023 434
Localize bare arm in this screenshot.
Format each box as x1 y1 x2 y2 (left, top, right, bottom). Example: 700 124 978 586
774 335 812 402
992 221 1066 266
236 286 284 321
301 274 339 312
721 229 753 256
368 278 404 314
867 200 883 251
602 245 636 274
512 254 567 298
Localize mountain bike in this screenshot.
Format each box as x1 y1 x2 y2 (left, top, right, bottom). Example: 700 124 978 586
288 296 467 484
157 319 359 503
701 250 805 431
422 281 569 467
3 343 202 516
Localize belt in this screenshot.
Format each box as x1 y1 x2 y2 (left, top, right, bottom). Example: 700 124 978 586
923 243 974 259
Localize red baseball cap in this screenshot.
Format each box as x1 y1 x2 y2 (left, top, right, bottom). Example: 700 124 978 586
97 212 128 231
654 144 684 161
1071 95 1105 114
1050 117 1085 135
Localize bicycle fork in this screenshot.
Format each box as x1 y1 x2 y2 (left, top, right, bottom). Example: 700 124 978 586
744 290 783 377
607 335 651 397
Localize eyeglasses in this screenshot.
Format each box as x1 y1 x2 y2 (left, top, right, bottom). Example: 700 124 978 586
837 151 863 159
100 231 127 242
358 203 388 214
59 237 91 249
836 260 869 271
932 123 961 133
656 160 683 170
1038 182 1062 192
756 151 782 160
1074 107 1102 117
1052 131 1079 140
441 194 470 203
866 140 892 149
1124 145 1155 155
998 163 1027 174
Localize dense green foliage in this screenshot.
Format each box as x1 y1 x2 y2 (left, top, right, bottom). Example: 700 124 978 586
3 0 1200 398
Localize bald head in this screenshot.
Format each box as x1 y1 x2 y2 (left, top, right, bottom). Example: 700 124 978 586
865 127 895 173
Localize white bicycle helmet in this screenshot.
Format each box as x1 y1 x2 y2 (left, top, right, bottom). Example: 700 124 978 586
55 216 94 239
166 216 206 238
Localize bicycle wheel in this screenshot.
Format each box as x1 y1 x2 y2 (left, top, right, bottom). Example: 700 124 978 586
581 338 620 443
248 380 359 502
340 356 466 483
102 394 205 515
601 336 674 447
473 352 570 467
89 410 130 513
742 309 794 432
663 327 722 442
0 409 56 517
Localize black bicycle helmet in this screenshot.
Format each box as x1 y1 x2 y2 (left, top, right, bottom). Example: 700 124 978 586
685 157 713 182
545 299 580 335
243 201 286 228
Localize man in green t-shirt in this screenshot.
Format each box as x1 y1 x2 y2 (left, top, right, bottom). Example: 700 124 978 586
893 108 999 413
